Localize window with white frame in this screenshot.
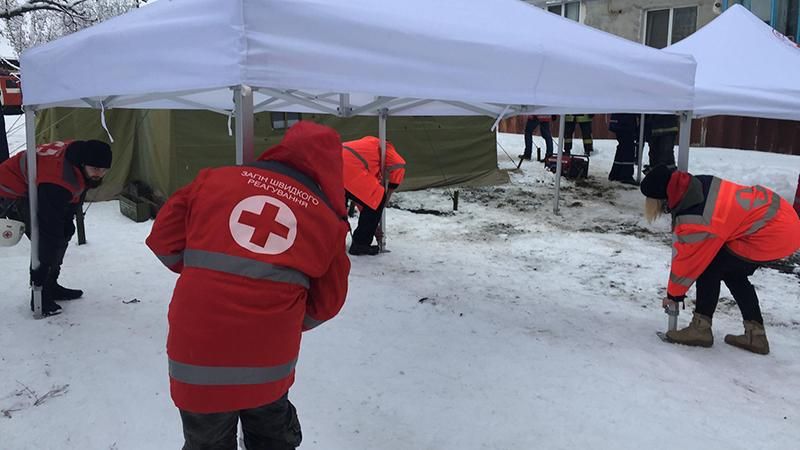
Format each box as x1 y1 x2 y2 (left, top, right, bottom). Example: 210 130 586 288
644 6 698 49
547 1 580 21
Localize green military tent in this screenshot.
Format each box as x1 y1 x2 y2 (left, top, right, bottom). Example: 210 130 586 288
36 108 508 202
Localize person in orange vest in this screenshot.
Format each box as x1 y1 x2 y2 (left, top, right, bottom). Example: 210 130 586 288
342 136 406 255
0 140 112 316
146 122 350 449
794 174 800 216
641 165 800 354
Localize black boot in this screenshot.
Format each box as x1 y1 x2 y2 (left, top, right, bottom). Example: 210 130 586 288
30 290 62 317
49 267 83 301
348 243 380 256
518 153 532 161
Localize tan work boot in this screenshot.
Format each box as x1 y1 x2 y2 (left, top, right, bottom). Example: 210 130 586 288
724 321 770 355
665 312 714 347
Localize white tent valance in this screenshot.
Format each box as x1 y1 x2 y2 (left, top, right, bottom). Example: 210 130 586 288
666 5 800 121
21 0 696 116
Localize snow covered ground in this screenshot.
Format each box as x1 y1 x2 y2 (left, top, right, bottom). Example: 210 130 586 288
1 122 799 450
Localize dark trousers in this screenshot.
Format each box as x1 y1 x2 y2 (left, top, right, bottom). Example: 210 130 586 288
694 248 763 324
348 192 386 246
179 394 302 450
646 134 676 168
608 131 637 181
523 118 553 156
563 120 593 154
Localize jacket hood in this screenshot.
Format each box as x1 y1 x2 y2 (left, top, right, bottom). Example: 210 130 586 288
258 121 346 218
666 171 694 210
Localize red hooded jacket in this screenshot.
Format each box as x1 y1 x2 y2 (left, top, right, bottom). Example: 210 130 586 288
146 122 350 413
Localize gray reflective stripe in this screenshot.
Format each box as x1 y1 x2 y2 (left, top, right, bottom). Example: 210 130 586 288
169 358 297 386
611 162 635 166
303 315 325 330
674 177 722 227
156 252 183 268
20 153 27 182
675 232 716 244
386 163 405 171
0 184 23 197
62 160 81 194
343 146 369 170
743 189 781 236
183 249 310 288
670 272 695 287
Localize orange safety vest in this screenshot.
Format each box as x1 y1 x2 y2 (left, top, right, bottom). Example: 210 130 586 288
667 173 800 298
0 141 85 203
342 136 406 210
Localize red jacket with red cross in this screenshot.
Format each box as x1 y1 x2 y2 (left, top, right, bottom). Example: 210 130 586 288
0 140 85 203
146 122 350 413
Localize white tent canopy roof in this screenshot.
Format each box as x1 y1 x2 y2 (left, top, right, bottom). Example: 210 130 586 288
21 0 696 117
665 5 800 120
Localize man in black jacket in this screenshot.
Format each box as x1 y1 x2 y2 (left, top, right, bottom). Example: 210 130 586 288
0 140 112 316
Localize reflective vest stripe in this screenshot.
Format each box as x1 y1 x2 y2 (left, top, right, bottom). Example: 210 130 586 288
612 162 635 167
742 190 781 236
19 153 27 182
670 272 695 287
0 183 22 197
303 315 325 330
674 232 716 244
387 163 405 171
169 358 297 386
156 252 184 269
343 145 369 170
674 177 722 227
183 249 310 288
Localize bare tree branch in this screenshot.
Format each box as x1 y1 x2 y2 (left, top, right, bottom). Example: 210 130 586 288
1 1 90 20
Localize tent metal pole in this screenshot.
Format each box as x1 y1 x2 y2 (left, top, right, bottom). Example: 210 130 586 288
338 94 351 117
378 108 388 252
24 106 43 319
233 85 255 165
553 114 566 215
677 110 691 171
637 113 646 183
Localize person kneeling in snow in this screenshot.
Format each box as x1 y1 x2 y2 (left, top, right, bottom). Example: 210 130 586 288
641 165 800 355
146 122 350 449
342 136 406 255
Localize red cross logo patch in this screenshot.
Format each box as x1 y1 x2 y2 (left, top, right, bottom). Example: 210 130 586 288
229 196 297 255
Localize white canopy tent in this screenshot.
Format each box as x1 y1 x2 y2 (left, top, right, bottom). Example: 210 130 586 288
20 0 697 317
666 4 800 121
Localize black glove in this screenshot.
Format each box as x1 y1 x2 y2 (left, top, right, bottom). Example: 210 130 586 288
667 294 685 303
30 264 51 287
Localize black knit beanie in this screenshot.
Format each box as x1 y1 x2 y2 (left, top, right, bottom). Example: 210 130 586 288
67 140 112 168
640 165 675 199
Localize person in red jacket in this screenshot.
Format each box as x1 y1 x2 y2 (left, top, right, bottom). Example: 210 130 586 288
641 165 800 354
342 136 406 255
0 140 112 316
146 121 350 449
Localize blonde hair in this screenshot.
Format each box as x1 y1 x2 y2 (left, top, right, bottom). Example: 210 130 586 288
644 197 665 223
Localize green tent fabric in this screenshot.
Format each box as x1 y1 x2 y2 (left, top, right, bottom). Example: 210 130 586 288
36 108 507 201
